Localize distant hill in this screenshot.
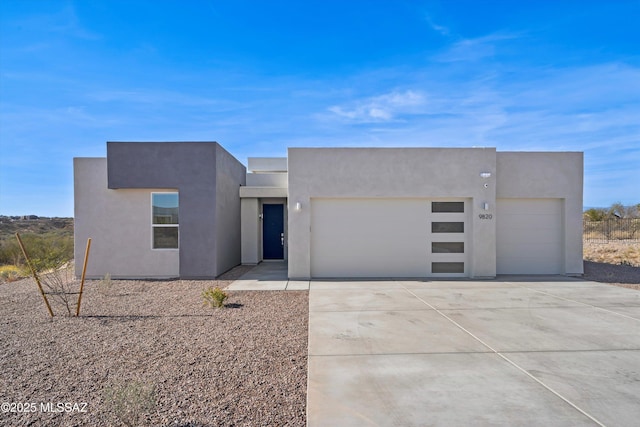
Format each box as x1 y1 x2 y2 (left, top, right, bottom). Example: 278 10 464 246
0 216 73 239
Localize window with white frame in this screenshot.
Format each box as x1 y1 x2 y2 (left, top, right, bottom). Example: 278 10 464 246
152 192 179 249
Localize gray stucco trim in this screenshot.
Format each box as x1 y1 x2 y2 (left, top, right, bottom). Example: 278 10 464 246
106 142 246 278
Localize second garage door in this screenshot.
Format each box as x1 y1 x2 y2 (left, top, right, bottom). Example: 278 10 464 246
310 198 468 278
496 198 563 274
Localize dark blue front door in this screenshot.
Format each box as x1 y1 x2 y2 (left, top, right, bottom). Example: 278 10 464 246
263 204 284 259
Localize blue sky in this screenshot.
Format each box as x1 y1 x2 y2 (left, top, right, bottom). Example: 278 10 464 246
1 0 639 216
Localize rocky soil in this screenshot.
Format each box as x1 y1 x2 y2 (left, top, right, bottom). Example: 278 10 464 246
583 241 640 290
1 258 638 426
583 241 640 267
0 266 308 426
583 260 640 290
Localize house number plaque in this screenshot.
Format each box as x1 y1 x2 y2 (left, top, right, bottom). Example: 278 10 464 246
478 214 493 220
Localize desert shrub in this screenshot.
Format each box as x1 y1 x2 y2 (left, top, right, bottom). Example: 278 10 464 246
611 229 636 240
0 238 24 266
0 265 23 283
202 286 228 309
15 233 77 316
97 273 113 296
38 263 77 316
584 218 640 242
103 380 156 427
584 208 607 221
583 242 640 267
1 233 73 268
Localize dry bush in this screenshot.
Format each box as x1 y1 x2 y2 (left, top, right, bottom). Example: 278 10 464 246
583 241 640 267
16 233 79 316
583 218 640 241
38 263 79 316
0 265 24 283
104 380 157 427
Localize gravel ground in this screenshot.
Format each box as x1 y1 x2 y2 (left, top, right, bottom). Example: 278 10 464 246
0 266 308 427
583 260 640 290
582 241 640 290
2 260 638 426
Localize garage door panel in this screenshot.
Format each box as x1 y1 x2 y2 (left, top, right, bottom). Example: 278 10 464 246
499 199 562 215
314 256 428 278
499 232 562 245
311 199 429 278
497 198 563 274
499 242 562 255
497 256 562 274
311 198 470 278
499 214 560 230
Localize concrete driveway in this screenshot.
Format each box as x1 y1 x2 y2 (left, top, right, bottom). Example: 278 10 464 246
307 277 640 426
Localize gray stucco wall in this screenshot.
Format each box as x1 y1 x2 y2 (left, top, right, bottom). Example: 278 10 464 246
241 198 260 264
496 152 584 274
215 144 247 275
74 158 179 278
287 147 498 279
106 141 246 278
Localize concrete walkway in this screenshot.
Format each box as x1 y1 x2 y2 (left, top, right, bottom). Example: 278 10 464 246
307 277 640 426
226 261 309 290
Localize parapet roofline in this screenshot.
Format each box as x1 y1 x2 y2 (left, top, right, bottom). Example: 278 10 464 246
248 157 287 173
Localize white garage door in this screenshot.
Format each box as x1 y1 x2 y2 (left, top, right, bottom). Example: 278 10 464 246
496 199 563 274
311 198 468 278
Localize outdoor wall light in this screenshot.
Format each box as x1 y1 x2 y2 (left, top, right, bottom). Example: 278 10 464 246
480 172 491 179
483 202 490 210
295 202 302 211
258 213 264 220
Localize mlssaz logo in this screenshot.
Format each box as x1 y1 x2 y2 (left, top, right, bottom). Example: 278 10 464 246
40 402 88 413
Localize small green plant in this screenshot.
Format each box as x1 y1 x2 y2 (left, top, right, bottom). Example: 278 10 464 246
202 286 228 309
103 380 156 427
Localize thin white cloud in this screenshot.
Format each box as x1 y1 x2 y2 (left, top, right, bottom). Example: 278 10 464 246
435 33 520 63
327 90 426 123
425 15 450 36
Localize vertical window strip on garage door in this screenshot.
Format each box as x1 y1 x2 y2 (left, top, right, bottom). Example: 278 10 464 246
430 201 466 275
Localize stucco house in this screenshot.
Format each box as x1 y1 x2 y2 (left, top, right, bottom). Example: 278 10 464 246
74 142 246 279
74 142 583 279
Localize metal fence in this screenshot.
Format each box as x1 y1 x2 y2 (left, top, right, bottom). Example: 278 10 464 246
583 218 640 243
